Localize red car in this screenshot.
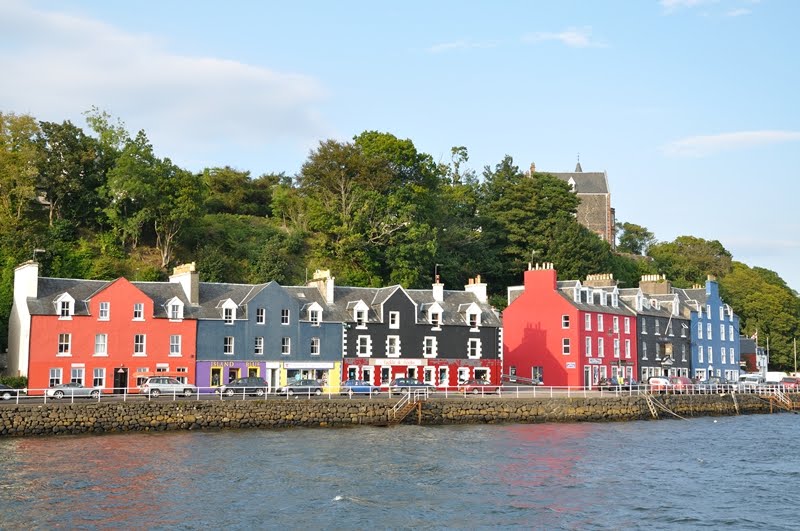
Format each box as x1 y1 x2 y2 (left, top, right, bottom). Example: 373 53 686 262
779 377 800 390
458 379 501 395
669 376 695 393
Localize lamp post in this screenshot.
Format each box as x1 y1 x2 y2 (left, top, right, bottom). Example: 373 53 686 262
434 263 442 283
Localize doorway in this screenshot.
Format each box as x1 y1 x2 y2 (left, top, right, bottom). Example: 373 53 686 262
113 368 128 394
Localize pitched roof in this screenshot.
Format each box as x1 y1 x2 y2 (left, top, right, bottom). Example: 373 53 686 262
544 169 609 194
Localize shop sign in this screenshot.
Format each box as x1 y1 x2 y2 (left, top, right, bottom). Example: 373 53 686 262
566 362 576 369
588 358 602 365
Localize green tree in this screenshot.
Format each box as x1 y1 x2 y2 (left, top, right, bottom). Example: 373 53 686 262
647 236 733 287
616 221 656 255
151 160 205 267
36 120 102 226
0 112 40 223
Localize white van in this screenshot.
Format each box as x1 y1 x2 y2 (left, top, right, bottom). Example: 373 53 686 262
738 373 764 391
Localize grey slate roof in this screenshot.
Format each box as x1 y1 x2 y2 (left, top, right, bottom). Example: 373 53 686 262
28 277 199 318
543 169 609 194
195 282 260 319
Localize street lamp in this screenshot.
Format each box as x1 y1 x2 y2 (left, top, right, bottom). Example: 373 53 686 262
434 263 442 283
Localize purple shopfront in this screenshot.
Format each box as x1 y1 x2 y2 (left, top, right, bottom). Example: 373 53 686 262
196 361 281 391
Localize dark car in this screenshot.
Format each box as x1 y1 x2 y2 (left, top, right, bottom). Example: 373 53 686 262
276 379 323 396
697 376 733 393
601 377 640 391
218 376 270 397
0 383 25 400
458 378 501 395
341 379 380 396
389 378 435 394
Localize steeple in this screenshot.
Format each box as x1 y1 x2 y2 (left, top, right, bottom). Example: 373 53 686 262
575 153 582 172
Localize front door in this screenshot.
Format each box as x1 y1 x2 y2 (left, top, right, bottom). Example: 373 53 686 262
228 368 239 383
584 366 591 389
113 368 128 394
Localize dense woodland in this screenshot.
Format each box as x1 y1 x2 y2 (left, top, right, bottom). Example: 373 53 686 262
1 109 798 369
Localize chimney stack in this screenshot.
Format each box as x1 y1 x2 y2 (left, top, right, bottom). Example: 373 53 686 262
310 269 335 304
464 275 487 303
170 262 199 305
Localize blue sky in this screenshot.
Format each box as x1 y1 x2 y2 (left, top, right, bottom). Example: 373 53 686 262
2 0 798 291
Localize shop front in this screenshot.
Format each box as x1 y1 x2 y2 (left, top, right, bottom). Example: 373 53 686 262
196 361 281 392
282 361 341 393
343 358 502 389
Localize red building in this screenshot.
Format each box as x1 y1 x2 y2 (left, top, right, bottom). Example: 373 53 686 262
503 264 638 388
8 262 197 393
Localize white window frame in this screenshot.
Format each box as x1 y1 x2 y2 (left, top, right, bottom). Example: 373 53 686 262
707 346 713 364
584 314 592 331
169 303 182 321
720 324 726 341
697 322 703 339
170 335 182 357
562 338 570 355
310 337 320 356
223 307 234 324
729 325 734 342
613 316 619 333
707 322 712 340
254 336 264 356
281 337 291 355
389 311 400 329
133 303 144 321
642 343 648 360
598 337 605 358
468 312 480 330
468 338 481 359
256 308 265 324
585 336 592 357
624 317 631 334
49 368 62 387
70 367 85 385
99 302 110 320
310 309 320 326
721 347 727 364
281 309 290 325
58 333 71 356
698 346 704 363
224 336 235 355
94 333 108 357
423 336 437 358
133 334 146 356
356 335 371 357
625 339 631 359
430 311 441 329
93 368 105 388
562 315 570 329
597 314 604 332
386 335 401 358
614 338 620 358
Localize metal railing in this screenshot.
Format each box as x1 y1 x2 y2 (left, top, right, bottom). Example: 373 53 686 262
2 383 798 405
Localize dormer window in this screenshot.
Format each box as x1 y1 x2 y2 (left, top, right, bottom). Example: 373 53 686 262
611 293 618 307
223 307 234 324
431 312 441 328
355 309 366 327
55 294 75 320
166 297 184 321
469 313 478 329
307 302 322 326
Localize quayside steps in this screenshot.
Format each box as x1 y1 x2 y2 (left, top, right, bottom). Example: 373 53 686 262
388 390 427 426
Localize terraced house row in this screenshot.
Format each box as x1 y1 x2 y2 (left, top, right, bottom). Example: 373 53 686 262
5 260 741 392
6 262 501 393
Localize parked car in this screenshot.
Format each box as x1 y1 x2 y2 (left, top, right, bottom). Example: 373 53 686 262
738 374 765 392
341 379 380 395
139 377 197 398
697 376 733 393
669 376 695 394
647 376 672 393
0 383 25 400
779 377 800 390
218 376 270 397
276 379 323 396
389 378 435 394
46 382 100 399
458 378 501 395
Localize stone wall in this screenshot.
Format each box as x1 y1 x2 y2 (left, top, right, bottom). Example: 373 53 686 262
0 394 781 438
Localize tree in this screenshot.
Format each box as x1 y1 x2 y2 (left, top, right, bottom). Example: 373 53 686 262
616 222 656 255
36 120 102 226
0 112 39 223
647 236 732 287
151 160 205 267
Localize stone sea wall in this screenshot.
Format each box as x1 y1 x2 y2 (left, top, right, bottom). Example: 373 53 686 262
0 394 782 437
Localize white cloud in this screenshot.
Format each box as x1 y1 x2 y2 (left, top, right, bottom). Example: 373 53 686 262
522 27 605 48
726 8 751 16
0 1 330 170
427 40 499 54
662 131 800 157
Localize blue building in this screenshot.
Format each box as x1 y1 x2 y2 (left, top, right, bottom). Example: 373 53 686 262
675 277 740 382
170 264 343 392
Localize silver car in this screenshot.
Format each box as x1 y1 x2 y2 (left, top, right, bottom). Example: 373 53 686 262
139 377 197 397
46 382 101 399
